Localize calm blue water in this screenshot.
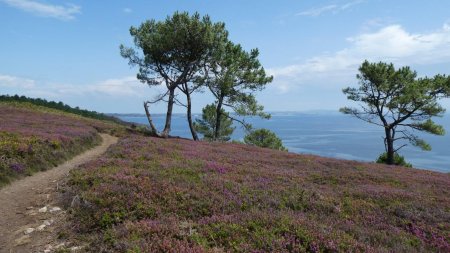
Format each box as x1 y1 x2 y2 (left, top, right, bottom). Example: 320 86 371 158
118 112 450 173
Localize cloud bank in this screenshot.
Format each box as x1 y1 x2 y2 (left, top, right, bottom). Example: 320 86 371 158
269 23 450 93
0 74 36 89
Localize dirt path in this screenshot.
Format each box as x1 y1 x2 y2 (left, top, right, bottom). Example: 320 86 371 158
0 134 118 253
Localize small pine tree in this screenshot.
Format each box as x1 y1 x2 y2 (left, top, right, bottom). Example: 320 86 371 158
194 104 235 141
244 128 287 151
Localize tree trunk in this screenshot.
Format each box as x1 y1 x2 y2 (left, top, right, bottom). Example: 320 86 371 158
144 101 160 136
214 96 224 141
385 127 395 165
161 88 175 138
185 89 199 140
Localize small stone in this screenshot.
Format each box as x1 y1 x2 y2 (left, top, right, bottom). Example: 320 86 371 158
37 224 46 231
26 206 33 210
71 246 82 252
38 206 48 213
50 206 62 212
24 228 35 234
44 244 53 253
70 195 81 208
43 220 52 226
55 242 65 249
26 210 37 216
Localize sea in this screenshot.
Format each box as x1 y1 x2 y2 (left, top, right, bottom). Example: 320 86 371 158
117 112 450 173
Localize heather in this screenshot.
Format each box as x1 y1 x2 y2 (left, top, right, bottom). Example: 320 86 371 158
0 102 123 186
0 94 124 124
69 134 450 252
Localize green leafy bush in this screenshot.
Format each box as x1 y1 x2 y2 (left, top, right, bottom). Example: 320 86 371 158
244 128 287 151
376 152 412 167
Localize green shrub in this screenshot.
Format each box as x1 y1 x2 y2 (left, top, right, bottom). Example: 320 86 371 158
376 152 412 167
244 128 287 151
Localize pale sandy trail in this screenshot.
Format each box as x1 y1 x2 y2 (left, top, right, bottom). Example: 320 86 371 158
0 134 118 253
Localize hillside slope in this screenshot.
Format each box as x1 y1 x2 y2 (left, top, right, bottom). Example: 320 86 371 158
68 134 450 252
0 134 118 252
0 102 123 186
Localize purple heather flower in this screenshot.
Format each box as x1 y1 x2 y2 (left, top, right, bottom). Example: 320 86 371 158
10 163 25 173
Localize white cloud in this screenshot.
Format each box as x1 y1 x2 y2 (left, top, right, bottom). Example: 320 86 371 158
123 8 132 14
50 76 151 97
1 0 81 20
0 74 35 89
87 76 147 96
298 0 364 17
269 23 450 93
0 75 153 98
0 74 194 112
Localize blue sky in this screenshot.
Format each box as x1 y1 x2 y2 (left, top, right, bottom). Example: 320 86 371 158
1 0 450 113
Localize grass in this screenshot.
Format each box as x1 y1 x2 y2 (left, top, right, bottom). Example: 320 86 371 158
67 134 450 252
0 102 125 187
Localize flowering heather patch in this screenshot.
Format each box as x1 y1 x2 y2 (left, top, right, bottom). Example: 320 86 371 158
0 103 122 186
69 134 450 252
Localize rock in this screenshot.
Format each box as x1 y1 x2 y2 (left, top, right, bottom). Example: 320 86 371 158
55 242 65 249
50 206 62 212
70 195 80 208
38 206 48 213
37 224 46 231
71 246 82 252
26 210 37 216
14 235 31 246
43 219 53 226
26 206 34 210
44 244 53 253
24 227 35 234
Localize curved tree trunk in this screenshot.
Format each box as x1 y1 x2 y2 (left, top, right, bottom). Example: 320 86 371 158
186 89 199 140
161 88 175 138
144 101 160 136
214 96 224 141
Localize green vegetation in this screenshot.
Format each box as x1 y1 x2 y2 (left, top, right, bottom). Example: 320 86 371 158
120 12 229 139
376 152 412 167
194 104 235 141
341 60 450 165
120 12 272 140
0 95 123 124
66 134 450 252
200 40 272 140
0 102 124 187
2 9 450 253
244 128 287 151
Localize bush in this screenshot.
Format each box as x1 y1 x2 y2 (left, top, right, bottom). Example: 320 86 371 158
194 104 235 141
376 152 412 167
244 128 287 151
